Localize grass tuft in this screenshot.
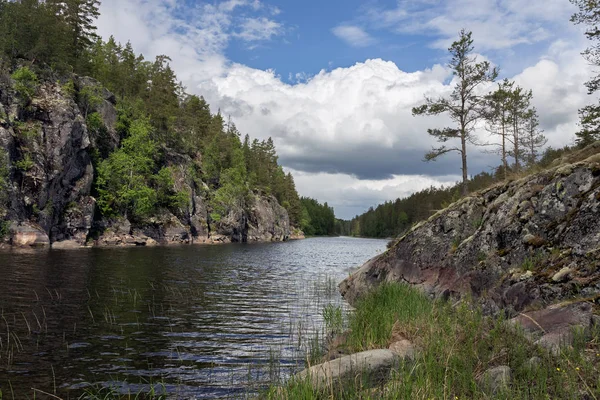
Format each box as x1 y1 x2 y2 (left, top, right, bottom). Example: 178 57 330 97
269 283 600 399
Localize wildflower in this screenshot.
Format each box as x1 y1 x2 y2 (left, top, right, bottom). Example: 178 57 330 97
576 367 580 371
556 367 561 372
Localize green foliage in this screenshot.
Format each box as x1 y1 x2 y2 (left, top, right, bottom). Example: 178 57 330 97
79 84 104 117
61 79 76 99
11 66 38 101
14 154 34 172
209 148 247 220
0 147 8 220
86 112 112 159
571 1 600 145
96 119 158 220
300 197 335 236
322 304 344 335
154 167 190 210
14 121 41 145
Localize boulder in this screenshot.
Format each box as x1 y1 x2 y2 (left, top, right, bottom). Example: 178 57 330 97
509 302 593 354
11 222 49 247
478 366 512 394
51 240 82 250
388 339 417 360
295 349 399 389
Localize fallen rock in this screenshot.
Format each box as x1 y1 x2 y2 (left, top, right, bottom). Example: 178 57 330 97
11 222 50 247
295 349 399 389
478 366 512 394
509 302 593 354
51 240 83 250
552 265 574 282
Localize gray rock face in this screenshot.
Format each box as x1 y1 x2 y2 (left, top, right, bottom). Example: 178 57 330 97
246 194 290 242
1 73 295 247
296 349 399 389
1 77 97 246
340 145 600 316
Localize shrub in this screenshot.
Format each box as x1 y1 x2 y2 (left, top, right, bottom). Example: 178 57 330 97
11 66 38 101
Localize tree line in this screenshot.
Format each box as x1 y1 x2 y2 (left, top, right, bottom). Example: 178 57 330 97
337 146 574 239
0 0 304 226
299 197 336 236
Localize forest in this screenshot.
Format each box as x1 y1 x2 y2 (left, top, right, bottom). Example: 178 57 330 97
0 0 340 233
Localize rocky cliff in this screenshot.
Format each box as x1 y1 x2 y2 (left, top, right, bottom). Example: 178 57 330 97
0 71 291 248
340 143 600 317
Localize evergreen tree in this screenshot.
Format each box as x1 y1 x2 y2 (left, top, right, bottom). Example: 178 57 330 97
485 79 514 179
413 30 498 196
521 108 547 166
507 86 532 171
56 0 101 67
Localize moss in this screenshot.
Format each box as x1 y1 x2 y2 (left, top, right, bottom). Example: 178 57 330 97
524 235 547 248
497 248 510 257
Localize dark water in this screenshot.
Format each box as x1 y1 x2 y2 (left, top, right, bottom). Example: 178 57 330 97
0 237 386 399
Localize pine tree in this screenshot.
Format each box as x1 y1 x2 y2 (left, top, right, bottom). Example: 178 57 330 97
412 30 498 196
521 108 547 166
507 86 532 171
485 79 514 179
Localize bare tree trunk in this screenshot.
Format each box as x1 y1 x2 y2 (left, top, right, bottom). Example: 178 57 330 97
513 118 520 172
501 121 507 180
461 132 468 196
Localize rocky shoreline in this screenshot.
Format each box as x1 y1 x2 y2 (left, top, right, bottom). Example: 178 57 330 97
1 74 301 249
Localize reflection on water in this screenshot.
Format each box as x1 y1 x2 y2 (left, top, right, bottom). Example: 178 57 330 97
0 237 386 398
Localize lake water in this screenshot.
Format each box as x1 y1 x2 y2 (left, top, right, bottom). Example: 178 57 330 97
0 237 386 399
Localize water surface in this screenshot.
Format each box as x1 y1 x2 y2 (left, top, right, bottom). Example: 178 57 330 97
0 237 386 398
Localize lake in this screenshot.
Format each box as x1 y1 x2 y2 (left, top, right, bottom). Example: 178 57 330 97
0 237 386 399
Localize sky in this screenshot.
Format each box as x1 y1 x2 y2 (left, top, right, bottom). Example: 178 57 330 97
96 0 595 219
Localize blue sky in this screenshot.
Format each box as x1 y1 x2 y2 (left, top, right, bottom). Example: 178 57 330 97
224 0 435 78
97 0 593 219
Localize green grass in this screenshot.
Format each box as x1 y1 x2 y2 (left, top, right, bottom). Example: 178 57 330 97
268 283 600 399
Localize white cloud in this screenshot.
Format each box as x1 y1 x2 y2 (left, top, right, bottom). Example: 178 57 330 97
235 17 283 42
289 169 461 219
365 0 578 51
331 25 376 47
97 0 594 217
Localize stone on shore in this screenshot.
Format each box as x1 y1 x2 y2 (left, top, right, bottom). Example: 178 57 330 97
295 349 399 389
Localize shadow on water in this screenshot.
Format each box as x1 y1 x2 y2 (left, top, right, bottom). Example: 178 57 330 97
0 237 386 398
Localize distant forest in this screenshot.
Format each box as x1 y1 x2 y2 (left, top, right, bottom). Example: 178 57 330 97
336 146 574 238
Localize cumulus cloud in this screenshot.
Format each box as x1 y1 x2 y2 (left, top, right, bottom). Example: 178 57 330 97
331 25 376 47
97 0 594 217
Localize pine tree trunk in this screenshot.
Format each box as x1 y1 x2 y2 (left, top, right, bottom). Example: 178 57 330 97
502 121 507 180
461 131 468 196
513 117 520 172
